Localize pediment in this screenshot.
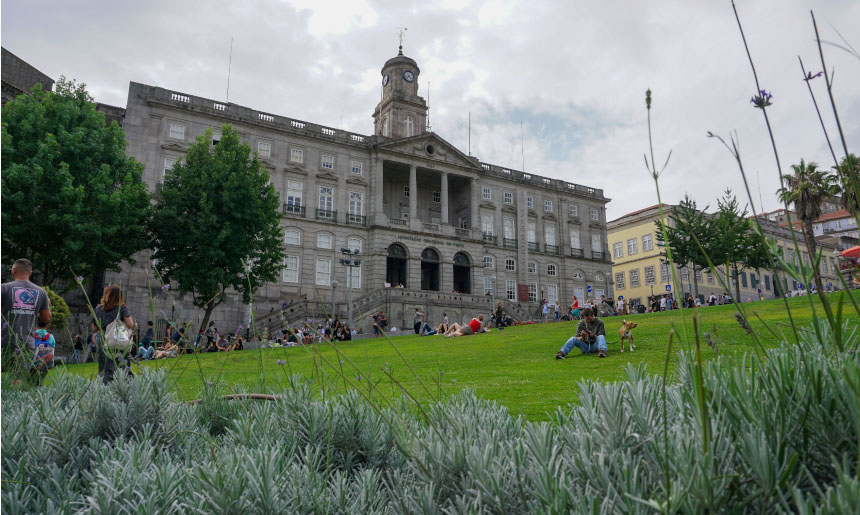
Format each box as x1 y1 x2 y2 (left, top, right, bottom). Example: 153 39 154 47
316 171 339 182
346 176 368 186
502 205 517 214
377 132 481 171
259 158 275 170
479 200 496 209
284 165 307 176
160 141 187 152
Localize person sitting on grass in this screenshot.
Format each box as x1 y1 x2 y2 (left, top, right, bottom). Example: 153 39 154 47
217 336 230 351
554 308 608 359
153 338 178 359
444 315 490 337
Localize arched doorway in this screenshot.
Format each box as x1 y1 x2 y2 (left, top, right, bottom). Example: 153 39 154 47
387 244 408 287
453 252 471 294
421 248 441 291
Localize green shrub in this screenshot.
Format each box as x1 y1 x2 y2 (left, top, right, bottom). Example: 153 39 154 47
44 286 70 334
2 322 857 513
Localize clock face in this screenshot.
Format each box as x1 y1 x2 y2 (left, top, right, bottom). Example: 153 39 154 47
382 74 390 86
403 70 415 82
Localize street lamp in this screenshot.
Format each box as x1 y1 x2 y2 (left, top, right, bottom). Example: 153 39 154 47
339 247 361 331
331 280 338 322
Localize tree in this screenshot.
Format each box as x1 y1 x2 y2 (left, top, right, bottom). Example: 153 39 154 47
655 195 713 301
148 124 284 334
834 153 859 218
1 79 150 289
777 159 839 299
711 190 769 299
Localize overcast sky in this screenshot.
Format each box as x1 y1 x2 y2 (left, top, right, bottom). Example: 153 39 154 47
3 0 858 220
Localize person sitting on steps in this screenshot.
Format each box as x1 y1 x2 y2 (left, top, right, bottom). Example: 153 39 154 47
555 308 608 359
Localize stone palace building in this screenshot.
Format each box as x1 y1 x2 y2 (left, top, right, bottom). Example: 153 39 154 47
108 47 613 333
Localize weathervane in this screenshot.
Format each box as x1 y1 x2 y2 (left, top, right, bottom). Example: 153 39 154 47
397 20 407 55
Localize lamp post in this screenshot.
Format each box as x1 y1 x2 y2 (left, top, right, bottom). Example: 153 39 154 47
331 280 338 321
339 247 361 331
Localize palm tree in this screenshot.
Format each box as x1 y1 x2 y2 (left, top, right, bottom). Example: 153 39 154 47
777 159 839 298
834 153 859 217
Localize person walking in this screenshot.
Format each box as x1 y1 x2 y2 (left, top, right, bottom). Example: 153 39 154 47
542 300 551 323
71 335 84 364
92 284 135 384
554 302 561 322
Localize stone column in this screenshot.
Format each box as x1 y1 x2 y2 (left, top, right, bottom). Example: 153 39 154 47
373 155 384 217
440 171 449 225
471 178 480 230
409 164 418 222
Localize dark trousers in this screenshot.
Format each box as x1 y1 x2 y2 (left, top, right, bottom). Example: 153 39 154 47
97 345 132 385
414 322 421 334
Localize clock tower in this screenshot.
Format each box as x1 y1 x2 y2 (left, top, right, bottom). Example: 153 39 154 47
373 45 427 139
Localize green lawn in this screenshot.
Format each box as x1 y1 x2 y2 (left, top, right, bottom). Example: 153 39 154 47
53 292 859 421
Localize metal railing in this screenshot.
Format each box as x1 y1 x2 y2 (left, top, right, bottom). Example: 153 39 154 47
544 244 559 254
482 233 497 245
283 204 306 217
316 209 337 222
528 242 540 252
570 248 584 258
346 214 366 226
503 238 517 249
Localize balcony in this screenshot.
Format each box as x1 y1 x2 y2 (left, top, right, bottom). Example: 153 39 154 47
455 228 471 237
346 213 366 226
423 222 441 232
503 238 517 249
592 250 608 261
283 204 306 217
544 244 560 255
316 209 337 222
570 248 584 258
482 233 497 245
528 242 540 252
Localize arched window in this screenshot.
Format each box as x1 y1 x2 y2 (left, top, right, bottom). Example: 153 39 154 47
453 252 471 266
388 243 408 259
421 248 440 263
347 237 362 254
284 228 301 245
405 116 414 137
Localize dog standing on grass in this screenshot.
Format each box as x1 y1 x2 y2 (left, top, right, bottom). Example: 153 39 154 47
619 320 637 352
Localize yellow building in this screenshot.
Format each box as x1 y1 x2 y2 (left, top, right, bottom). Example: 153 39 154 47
608 204 845 308
608 204 680 307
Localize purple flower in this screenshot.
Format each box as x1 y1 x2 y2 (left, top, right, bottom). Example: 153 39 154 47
74 276 85 284
236 324 243 334
452 379 456 384
384 362 389 366
750 89 773 109
804 71 823 81
355 375 362 381
339 360 345 365
276 359 285 366
161 284 171 292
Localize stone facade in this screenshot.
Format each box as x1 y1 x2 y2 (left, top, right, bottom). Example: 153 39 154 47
107 50 612 332
1 47 53 104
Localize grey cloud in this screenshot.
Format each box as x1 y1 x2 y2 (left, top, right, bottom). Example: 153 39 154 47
3 0 858 218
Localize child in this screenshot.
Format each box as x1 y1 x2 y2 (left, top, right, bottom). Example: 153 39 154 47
32 319 55 378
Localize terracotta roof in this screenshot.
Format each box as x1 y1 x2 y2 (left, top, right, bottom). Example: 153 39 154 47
815 209 852 222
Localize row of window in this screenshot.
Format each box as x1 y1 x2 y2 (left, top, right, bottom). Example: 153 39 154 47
481 256 559 276
481 216 602 249
481 187 601 220
612 234 654 258
284 230 363 253
167 122 365 174
285 181 364 215
481 279 566 304
283 256 361 288
614 263 673 290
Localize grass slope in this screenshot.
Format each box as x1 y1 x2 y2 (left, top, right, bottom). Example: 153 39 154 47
54 292 858 421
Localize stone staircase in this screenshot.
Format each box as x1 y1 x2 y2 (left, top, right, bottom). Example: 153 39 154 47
253 287 538 338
